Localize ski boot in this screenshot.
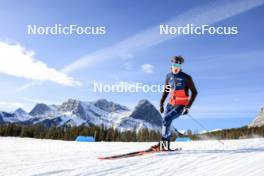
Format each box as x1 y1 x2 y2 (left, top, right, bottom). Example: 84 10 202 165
150 140 171 151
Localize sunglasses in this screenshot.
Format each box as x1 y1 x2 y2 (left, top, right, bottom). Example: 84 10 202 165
172 62 182 67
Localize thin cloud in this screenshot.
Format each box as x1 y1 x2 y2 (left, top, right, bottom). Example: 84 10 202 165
141 64 154 74
14 81 41 93
0 101 24 110
124 62 133 71
0 42 81 86
16 0 264 91
62 0 264 74
120 53 133 60
20 97 61 105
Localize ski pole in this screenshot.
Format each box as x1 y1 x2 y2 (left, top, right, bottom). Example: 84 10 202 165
187 114 224 145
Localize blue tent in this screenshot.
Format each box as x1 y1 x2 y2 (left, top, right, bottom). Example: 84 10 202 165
175 137 192 142
75 136 95 142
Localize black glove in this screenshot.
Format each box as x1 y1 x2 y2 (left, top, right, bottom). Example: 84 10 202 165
160 104 164 113
181 106 190 115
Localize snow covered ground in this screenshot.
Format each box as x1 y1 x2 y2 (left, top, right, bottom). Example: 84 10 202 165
1 137 264 176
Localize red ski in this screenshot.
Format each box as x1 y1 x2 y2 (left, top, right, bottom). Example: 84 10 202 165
98 148 181 160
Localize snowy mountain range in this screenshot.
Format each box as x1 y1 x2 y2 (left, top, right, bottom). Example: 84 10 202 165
0 99 162 132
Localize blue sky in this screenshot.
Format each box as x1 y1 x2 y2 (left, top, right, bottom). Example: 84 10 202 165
0 0 264 130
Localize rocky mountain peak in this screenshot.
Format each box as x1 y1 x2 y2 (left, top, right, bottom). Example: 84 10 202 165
59 99 82 112
15 108 27 115
29 103 51 116
248 107 264 128
129 99 162 126
93 99 129 112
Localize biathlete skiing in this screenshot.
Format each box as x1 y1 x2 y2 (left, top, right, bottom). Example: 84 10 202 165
98 55 198 160
151 56 198 151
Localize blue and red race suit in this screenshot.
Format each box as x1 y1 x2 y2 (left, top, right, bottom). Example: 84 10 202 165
160 71 198 141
